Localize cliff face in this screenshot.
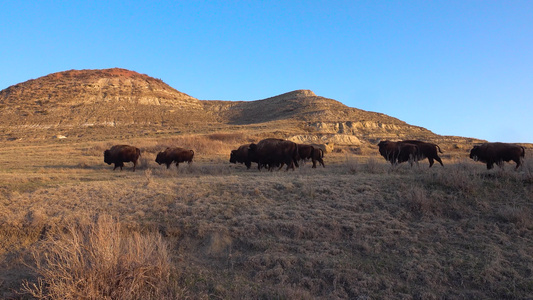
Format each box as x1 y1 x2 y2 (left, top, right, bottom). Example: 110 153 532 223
0 68 486 147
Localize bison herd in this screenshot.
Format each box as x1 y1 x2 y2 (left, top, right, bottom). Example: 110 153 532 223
103 139 526 172
231 138 325 171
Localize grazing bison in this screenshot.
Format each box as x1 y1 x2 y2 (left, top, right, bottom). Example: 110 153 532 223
469 142 525 169
298 144 325 168
229 144 257 169
248 138 300 171
104 145 141 172
401 140 444 167
155 147 194 169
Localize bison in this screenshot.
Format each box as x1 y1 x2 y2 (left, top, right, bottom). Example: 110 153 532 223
298 144 325 168
248 138 300 171
401 140 444 167
377 141 419 166
469 142 525 169
155 147 194 169
311 142 334 154
229 144 257 169
378 140 443 167
396 143 420 167
103 145 141 172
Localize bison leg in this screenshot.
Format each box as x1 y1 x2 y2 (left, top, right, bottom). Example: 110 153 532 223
486 162 494 170
285 159 295 171
245 161 251 169
311 158 317 168
166 163 171 169
434 156 444 167
514 158 522 169
318 158 325 168
428 158 434 168
132 161 137 172
175 162 180 170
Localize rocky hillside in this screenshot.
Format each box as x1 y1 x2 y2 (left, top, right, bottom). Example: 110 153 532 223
0 68 214 130
0 68 484 149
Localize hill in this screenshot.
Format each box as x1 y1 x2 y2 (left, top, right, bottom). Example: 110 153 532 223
1 69 532 299
0 68 484 150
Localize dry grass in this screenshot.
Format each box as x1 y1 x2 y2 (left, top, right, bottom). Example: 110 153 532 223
21 215 177 300
1 139 533 299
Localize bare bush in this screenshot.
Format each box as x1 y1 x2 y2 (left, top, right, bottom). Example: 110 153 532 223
496 206 531 228
22 215 177 300
421 162 481 196
401 185 436 217
364 157 384 174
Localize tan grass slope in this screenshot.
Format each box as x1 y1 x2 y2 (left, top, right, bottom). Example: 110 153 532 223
1 68 483 149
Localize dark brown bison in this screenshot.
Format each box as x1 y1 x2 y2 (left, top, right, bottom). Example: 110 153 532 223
155 147 194 169
377 141 419 166
401 140 444 167
378 140 443 167
469 142 525 169
396 143 420 167
298 144 325 168
103 145 141 172
229 144 257 169
248 138 300 171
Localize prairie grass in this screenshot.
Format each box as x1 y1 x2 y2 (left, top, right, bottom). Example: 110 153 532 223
21 215 177 300
1 139 532 299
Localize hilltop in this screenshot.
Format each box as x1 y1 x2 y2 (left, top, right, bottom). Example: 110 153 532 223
0 68 484 150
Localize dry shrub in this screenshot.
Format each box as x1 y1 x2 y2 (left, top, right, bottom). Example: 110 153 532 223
22 215 176 300
496 206 531 228
422 162 480 195
146 135 234 156
137 154 154 170
521 157 533 182
206 132 249 143
342 157 360 174
143 169 154 186
80 143 108 156
364 157 383 174
400 185 442 218
179 163 232 176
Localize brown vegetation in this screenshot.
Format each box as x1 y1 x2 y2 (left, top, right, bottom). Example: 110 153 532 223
1 137 532 299
1 68 532 298
21 215 177 299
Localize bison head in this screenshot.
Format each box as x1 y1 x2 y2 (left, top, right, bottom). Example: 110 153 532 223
377 141 389 148
229 150 237 164
469 146 480 161
103 150 112 165
155 151 166 165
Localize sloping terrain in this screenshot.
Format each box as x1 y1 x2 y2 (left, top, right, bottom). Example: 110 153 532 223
0 68 485 149
0 69 532 299
0 68 214 129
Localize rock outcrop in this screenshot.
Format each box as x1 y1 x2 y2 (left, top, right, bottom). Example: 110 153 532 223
0 68 488 147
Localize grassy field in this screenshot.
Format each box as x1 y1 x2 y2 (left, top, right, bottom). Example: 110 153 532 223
1 137 532 299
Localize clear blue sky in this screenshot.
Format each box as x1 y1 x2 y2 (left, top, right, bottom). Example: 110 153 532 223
1 1 532 142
